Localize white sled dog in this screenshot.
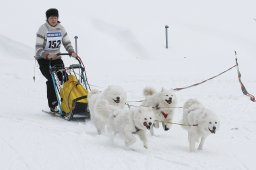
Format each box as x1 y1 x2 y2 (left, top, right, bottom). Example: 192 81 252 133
88 85 127 134
142 87 177 135
109 107 155 149
182 99 220 152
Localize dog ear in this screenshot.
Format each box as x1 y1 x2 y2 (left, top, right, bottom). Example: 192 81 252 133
202 113 207 119
106 85 112 90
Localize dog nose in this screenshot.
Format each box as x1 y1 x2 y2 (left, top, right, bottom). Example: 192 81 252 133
149 122 152 126
116 97 120 100
169 97 172 102
213 126 216 130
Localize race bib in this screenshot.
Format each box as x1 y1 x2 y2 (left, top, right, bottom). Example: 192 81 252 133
45 31 62 51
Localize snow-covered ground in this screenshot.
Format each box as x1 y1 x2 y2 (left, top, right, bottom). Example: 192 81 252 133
0 0 256 169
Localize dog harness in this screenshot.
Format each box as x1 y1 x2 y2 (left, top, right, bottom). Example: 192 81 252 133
132 126 141 134
161 111 168 119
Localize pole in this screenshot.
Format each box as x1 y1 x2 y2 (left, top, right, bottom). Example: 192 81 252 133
74 36 78 54
165 25 169 49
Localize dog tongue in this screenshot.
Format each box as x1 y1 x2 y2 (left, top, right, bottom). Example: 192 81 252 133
143 122 151 129
209 128 216 134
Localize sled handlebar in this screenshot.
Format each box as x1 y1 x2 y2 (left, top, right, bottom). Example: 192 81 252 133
57 53 70 56
57 53 82 64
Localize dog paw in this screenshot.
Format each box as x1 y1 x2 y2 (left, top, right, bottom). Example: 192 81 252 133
125 137 136 146
189 147 196 152
154 122 159 128
164 125 169 131
97 129 102 135
198 146 203 150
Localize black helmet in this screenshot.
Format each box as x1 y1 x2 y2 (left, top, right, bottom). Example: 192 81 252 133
46 8 59 19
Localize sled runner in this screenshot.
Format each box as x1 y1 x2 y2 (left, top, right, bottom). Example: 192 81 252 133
48 53 90 120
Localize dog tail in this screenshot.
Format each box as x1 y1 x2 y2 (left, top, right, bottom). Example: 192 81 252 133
183 98 201 111
88 89 100 98
182 98 202 128
143 87 156 96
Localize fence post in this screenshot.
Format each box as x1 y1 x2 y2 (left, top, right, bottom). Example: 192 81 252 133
165 25 169 49
74 36 78 54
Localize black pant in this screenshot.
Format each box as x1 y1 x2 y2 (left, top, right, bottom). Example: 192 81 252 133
37 59 66 108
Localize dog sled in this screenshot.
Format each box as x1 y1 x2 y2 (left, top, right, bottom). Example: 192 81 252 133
45 53 90 120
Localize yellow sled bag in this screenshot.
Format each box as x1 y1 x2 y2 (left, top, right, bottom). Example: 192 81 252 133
60 75 88 114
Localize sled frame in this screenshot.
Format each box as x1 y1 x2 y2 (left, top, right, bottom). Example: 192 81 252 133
49 54 89 120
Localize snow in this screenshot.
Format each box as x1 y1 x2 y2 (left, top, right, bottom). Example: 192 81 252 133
0 0 256 169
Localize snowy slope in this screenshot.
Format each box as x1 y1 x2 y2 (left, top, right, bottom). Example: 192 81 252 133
0 0 256 170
